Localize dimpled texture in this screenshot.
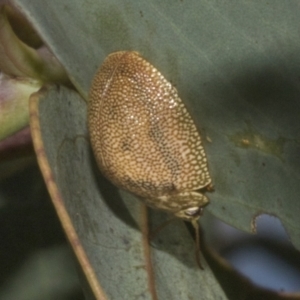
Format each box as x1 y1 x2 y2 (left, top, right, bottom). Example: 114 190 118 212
88 51 211 202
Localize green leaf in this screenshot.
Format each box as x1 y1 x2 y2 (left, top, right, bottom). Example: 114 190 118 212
30 86 227 299
0 74 41 140
0 5 68 83
16 0 300 251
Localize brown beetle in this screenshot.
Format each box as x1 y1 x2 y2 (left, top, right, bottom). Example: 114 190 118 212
88 51 212 268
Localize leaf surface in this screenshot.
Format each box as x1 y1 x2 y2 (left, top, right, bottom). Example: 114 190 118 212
29 86 227 299
15 0 300 297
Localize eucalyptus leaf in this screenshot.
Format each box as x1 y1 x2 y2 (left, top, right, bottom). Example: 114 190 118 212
0 74 41 140
15 0 300 250
0 5 68 83
30 86 227 299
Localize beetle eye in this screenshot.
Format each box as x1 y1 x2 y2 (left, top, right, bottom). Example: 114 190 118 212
184 207 200 216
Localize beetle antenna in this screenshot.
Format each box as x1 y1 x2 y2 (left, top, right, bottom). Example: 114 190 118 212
191 219 203 269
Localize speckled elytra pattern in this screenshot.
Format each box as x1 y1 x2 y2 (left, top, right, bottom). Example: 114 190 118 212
88 51 212 221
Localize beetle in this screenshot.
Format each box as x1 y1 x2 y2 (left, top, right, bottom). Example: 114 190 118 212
88 51 212 268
